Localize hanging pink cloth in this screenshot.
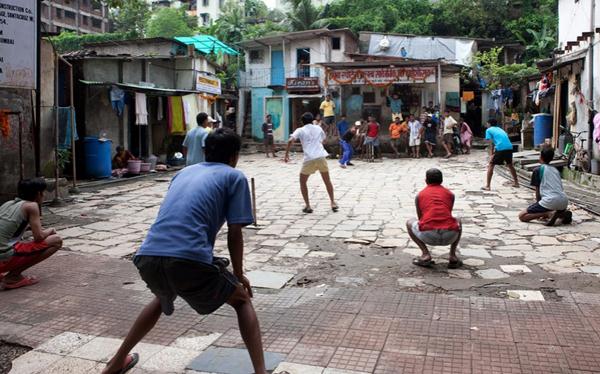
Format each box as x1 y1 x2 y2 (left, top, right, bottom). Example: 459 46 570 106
593 113 600 152
460 121 473 146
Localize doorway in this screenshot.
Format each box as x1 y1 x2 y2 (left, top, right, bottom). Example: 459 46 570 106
265 97 284 141
271 50 284 86
297 48 311 77
290 97 320 133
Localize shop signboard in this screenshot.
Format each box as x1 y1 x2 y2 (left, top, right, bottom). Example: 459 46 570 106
327 67 436 86
0 0 37 89
286 77 320 93
196 73 221 95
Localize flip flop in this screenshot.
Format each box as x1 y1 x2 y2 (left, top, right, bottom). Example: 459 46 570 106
331 205 339 212
3 275 39 290
480 186 491 191
302 207 313 214
412 258 435 268
448 259 463 269
119 353 139 374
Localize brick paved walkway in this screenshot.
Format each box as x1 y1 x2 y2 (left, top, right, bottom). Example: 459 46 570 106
2 152 600 373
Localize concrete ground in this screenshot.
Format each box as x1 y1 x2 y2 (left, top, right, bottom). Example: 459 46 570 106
2 151 600 373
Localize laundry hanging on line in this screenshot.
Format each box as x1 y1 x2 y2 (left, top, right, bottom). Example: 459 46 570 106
135 92 148 125
110 86 125 116
57 107 79 150
168 96 185 134
182 94 199 131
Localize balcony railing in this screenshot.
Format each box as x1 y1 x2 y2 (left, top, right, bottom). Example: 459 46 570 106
238 65 324 88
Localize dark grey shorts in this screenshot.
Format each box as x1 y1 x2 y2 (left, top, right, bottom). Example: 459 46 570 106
134 255 238 315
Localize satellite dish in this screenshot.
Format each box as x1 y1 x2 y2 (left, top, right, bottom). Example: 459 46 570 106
379 36 390 51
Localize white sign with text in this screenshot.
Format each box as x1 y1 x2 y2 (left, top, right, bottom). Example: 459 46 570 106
0 0 37 89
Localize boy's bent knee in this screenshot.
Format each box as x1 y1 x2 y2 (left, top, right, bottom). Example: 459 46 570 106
227 285 252 309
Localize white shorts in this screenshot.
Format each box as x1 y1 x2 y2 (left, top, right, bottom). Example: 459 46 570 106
409 137 421 147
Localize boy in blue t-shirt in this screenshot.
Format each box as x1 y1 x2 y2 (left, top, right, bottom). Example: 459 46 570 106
483 119 520 190
102 129 267 374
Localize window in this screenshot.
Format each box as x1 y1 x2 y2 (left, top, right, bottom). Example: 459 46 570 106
332 37 341 50
82 15 89 25
91 17 102 28
200 13 210 25
55 8 63 18
249 49 264 63
65 10 76 19
203 0 209 6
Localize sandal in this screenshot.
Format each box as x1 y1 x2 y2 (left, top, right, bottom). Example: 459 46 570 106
448 259 463 269
119 353 139 374
331 205 339 212
412 258 435 268
3 275 39 290
302 207 313 214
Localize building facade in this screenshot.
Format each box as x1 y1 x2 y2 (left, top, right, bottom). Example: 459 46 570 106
238 29 477 142
41 0 109 34
553 0 600 166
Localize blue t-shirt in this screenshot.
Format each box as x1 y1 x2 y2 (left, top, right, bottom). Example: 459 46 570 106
137 163 254 264
336 120 348 137
183 126 208 166
485 126 513 151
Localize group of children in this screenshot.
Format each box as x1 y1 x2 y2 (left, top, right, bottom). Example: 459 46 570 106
0 112 573 374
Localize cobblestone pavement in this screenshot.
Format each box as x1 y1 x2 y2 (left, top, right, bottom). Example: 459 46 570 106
3 151 600 373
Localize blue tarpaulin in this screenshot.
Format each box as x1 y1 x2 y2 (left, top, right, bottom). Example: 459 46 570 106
175 35 238 56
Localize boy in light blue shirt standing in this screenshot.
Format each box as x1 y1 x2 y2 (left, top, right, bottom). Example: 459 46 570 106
483 119 520 190
182 112 213 166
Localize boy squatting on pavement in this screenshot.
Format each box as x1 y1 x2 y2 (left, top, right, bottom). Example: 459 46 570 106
0 178 62 290
519 145 572 226
407 168 463 269
102 128 267 374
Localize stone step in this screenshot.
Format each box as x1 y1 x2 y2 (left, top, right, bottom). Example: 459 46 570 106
523 159 568 171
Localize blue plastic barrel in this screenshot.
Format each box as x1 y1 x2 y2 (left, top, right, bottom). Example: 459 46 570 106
84 137 112 178
533 114 553 147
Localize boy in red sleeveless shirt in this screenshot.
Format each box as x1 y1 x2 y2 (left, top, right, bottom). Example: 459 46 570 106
407 168 462 268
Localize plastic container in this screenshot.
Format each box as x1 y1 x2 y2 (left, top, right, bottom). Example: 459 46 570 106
140 162 151 173
148 155 158 171
533 114 553 147
84 137 112 178
128 159 142 174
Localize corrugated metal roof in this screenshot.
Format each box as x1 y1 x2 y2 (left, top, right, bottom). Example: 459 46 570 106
175 35 238 56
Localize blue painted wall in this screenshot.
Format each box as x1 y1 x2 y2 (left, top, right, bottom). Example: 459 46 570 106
251 88 290 142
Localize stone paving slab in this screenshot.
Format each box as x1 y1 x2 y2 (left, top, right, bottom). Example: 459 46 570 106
188 347 285 373
3 253 600 373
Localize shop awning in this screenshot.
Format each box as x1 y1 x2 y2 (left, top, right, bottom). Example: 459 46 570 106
175 35 239 56
79 80 217 96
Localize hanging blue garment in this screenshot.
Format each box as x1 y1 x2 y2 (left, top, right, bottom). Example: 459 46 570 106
58 107 79 150
110 86 125 116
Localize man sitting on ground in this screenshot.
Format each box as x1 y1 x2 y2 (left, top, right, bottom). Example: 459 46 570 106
519 146 571 226
112 146 136 169
102 129 266 374
0 178 62 290
407 169 462 269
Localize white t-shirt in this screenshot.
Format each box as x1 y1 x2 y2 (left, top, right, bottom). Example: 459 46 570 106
291 124 329 162
443 116 457 135
408 120 422 139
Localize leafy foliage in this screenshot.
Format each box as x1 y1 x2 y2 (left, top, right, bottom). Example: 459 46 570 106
469 47 539 90
286 0 325 31
50 32 130 53
146 7 193 38
110 0 151 38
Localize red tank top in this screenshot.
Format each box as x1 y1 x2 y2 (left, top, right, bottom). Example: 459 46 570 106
417 184 459 231
367 122 379 137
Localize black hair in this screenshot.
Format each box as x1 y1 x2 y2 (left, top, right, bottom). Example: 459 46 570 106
205 128 241 163
301 112 313 125
196 112 208 126
116 145 124 153
540 145 555 164
18 178 47 201
488 118 499 127
425 168 443 185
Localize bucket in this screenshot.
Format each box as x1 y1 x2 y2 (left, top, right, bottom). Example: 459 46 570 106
140 162 151 173
533 114 553 147
127 160 142 174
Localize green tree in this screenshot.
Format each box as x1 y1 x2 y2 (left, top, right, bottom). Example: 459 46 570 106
470 47 538 90
245 0 269 20
286 0 325 31
214 0 246 43
110 0 150 38
146 7 193 38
